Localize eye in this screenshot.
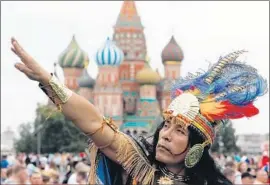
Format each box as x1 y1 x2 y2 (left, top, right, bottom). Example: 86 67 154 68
163 122 170 128
177 129 185 135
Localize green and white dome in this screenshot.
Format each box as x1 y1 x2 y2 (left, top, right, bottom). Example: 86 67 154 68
58 35 89 68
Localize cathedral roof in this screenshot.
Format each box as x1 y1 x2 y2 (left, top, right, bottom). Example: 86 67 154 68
114 0 143 29
136 62 161 85
95 38 124 66
78 69 95 88
161 36 184 64
58 35 89 68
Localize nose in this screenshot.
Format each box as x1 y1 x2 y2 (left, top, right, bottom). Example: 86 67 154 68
161 126 173 142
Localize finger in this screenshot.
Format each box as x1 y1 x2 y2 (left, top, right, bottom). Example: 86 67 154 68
11 38 25 57
11 37 34 66
11 47 18 55
14 63 34 75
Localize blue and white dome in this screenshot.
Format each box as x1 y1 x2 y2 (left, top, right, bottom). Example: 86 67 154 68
95 38 124 66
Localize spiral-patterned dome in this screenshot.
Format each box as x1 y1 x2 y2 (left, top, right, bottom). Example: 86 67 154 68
95 38 124 66
136 63 161 85
58 35 89 68
161 36 184 64
78 69 95 88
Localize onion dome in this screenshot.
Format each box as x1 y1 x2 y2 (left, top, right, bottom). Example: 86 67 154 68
95 37 124 66
161 36 184 63
136 62 161 85
78 69 95 88
58 35 89 68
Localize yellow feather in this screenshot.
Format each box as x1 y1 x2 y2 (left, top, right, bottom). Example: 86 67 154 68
200 96 226 122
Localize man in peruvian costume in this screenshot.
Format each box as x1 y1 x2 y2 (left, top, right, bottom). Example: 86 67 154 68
11 37 268 185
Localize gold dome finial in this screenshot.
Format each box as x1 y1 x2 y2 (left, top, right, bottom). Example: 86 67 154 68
145 55 150 63
83 61 89 68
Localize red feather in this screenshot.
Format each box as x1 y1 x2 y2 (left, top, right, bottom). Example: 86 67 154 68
210 101 259 120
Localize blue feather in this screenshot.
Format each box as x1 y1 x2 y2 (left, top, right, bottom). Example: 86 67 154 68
171 61 268 106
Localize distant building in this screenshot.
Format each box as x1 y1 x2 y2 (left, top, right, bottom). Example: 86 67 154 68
236 133 269 154
50 1 184 138
1 127 15 155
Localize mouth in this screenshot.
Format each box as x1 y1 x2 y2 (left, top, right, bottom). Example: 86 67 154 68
157 144 172 154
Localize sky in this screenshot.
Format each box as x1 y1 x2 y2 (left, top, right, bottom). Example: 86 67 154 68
1 1 269 136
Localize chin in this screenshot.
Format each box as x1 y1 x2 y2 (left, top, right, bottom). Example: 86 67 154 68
155 150 170 164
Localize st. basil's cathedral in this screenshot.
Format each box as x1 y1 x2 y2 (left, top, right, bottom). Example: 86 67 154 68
52 1 184 138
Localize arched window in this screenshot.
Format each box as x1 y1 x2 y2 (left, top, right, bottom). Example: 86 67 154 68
126 130 131 135
141 131 147 136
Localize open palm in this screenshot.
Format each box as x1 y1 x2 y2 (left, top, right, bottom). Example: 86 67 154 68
11 37 51 84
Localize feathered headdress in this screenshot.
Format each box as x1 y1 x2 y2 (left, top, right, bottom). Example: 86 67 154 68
163 50 268 168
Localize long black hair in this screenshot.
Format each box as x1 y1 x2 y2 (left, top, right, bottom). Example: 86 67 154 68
145 121 233 185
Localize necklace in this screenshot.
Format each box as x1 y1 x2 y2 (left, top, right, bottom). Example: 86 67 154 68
157 166 190 185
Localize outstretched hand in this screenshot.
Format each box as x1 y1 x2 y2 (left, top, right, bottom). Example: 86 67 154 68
11 37 51 84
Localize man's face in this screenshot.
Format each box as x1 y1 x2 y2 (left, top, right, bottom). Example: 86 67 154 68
242 177 254 184
30 173 43 185
239 162 248 173
1 168 7 179
257 170 268 183
18 169 28 183
249 168 256 176
155 118 190 165
76 173 86 183
76 174 82 183
227 174 235 184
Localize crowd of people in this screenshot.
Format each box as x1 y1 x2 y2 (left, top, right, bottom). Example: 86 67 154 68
1 151 269 184
1 152 90 184
212 153 269 184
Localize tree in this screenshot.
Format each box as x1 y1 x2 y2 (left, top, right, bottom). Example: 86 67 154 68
210 130 221 153
221 120 240 154
14 104 88 154
14 122 37 153
210 120 240 154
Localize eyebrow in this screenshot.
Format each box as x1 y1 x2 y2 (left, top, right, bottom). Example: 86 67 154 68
175 125 188 134
164 118 172 123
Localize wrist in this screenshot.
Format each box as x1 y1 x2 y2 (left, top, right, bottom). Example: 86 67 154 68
39 72 52 85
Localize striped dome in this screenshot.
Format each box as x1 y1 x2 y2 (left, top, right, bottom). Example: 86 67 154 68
58 35 89 68
95 38 124 66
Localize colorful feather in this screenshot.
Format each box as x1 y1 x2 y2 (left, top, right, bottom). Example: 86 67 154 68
170 52 268 124
200 100 259 122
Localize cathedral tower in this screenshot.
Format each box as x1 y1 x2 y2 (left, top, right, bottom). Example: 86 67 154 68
58 35 89 90
113 0 147 114
159 36 184 110
94 38 124 126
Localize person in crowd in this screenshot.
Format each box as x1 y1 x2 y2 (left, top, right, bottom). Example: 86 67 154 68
241 172 254 184
225 161 242 184
223 167 236 184
238 161 248 174
253 169 268 184
1 155 9 168
30 171 43 185
76 171 87 185
4 165 29 184
1 168 7 183
41 170 52 184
